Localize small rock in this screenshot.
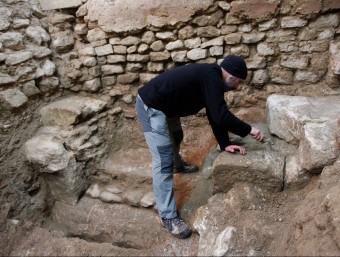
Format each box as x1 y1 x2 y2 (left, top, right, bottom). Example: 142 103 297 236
86 183 101 198
105 185 122 194
140 191 155 208
99 191 122 203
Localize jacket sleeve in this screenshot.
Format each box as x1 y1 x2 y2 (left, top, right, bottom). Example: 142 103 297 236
202 68 251 150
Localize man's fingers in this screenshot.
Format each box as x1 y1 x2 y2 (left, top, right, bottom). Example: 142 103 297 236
225 145 246 155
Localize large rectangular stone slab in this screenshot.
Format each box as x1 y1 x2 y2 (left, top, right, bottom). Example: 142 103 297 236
212 150 284 193
38 0 82 11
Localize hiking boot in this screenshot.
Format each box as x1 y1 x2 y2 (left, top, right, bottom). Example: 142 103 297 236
160 217 192 239
174 162 198 173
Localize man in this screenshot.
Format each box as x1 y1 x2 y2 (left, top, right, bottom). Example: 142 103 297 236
136 55 264 239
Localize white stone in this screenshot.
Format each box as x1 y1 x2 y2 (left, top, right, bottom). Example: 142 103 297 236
79 46 96 56
165 40 184 51
209 46 223 56
126 54 149 62
12 19 30 29
0 88 27 109
184 38 201 49
187 48 207 60
26 26 50 45
257 42 275 56
252 69 269 85
138 43 149 54
39 0 82 11
0 7 12 31
74 23 88 35
141 31 156 44
284 155 310 190
242 33 266 44
33 47 52 58
99 191 122 203
171 51 187 62
107 55 126 63
119 36 141 46
308 13 340 29
95 44 113 56
140 191 155 208
86 183 101 198
201 36 224 48
280 54 308 69
281 17 308 28
0 32 24 50
105 185 122 194
81 56 97 67
150 40 165 51
42 60 56 76
0 72 15 86
83 78 101 92
155 31 175 40
87 28 107 42
101 65 124 75
6 51 33 66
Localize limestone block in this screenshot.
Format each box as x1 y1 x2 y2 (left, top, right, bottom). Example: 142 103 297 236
51 197 172 249
81 56 97 67
252 69 269 86
318 29 335 40
150 40 165 51
99 191 122 203
193 184 274 256
165 40 184 51
39 96 106 126
37 76 59 93
141 31 156 44
278 42 298 53
50 14 75 25
230 0 280 21
308 13 340 30
230 45 249 58
246 55 266 69
74 24 88 35
187 49 207 61
284 155 311 190
0 32 24 50
38 0 82 11
0 72 15 86
138 43 149 54
258 19 277 31
127 45 137 54
117 73 139 84
266 29 296 43
281 17 308 28
149 52 170 61
298 27 317 41
298 121 339 173
294 70 323 83
87 28 108 42
126 54 149 62
139 73 157 83
119 36 141 46
299 40 330 53
329 41 340 75
0 7 12 31
171 51 188 62
86 0 213 33
94 44 113 56
26 26 50 45
15 66 36 82
212 150 284 194
218 1 231 11
147 62 164 72
52 30 74 53
107 54 126 63
178 26 195 40
101 65 123 75
269 67 293 84
242 33 266 44
192 10 223 26
257 42 275 56
112 45 127 54
267 95 340 145
83 78 101 92
24 134 71 174
209 46 223 57
184 38 201 49
140 191 155 208
76 3 88 17
78 46 95 56
33 46 52 59
42 60 56 76
280 54 308 69
201 36 224 48
224 33 242 45
197 26 220 38
123 189 144 207
101 76 116 87
21 80 40 97
0 88 27 110
155 32 175 40
12 18 30 29
5 51 32 66
126 63 143 72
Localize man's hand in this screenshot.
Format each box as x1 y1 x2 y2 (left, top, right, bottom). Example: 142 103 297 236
225 145 246 155
250 127 264 142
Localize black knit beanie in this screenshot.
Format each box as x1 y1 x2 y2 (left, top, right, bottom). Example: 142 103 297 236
220 55 248 80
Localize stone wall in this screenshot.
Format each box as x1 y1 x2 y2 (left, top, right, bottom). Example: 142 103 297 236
1 0 339 114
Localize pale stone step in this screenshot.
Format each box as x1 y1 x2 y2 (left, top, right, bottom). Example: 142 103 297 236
50 197 199 253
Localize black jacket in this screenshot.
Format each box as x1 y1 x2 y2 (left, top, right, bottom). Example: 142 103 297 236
138 63 251 149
